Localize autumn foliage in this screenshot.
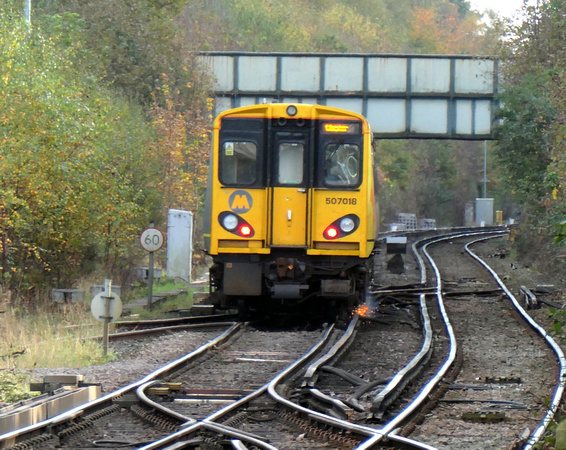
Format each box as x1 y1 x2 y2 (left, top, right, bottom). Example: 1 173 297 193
150 74 211 215
184 0 493 55
0 0 503 301
0 2 212 298
410 6 487 54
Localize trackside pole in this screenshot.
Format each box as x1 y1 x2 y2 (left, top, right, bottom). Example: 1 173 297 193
102 279 112 356
139 225 165 310
90 278 122 357
148 251 154 309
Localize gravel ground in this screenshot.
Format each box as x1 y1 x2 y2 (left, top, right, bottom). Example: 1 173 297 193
471 236 566 346
407 235 558 449
22 232 566 450
27 330 222 394
29 236 564 394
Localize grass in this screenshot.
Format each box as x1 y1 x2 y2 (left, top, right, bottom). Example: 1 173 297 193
125 291 195 319
0 303 113 402
0 277 196 402
0 303 114 370
122 277 196 319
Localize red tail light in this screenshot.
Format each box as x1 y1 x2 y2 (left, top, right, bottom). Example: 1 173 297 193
240 225 252 236
324 227 338 239
218 212 255 238
323 214 360 240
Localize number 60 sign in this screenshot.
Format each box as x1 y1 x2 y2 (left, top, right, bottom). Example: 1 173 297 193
140 227 164 252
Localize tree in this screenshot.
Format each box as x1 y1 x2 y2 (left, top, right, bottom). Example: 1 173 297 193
0 7 162 293
493 1 563 220
409 4 487 54
35 0 200 107
150 74 211 216
493 77 554 211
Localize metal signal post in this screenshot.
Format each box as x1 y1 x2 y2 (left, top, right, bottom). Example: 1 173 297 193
91 279 122 356
140 225 165 309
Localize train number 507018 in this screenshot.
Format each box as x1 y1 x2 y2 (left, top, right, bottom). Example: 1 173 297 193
325 197 357 205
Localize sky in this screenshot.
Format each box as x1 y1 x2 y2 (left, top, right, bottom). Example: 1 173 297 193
469 0 527 19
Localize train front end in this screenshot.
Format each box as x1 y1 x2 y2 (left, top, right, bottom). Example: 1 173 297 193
204 103 378 320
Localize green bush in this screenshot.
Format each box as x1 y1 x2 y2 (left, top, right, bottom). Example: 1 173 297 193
0 370 38 403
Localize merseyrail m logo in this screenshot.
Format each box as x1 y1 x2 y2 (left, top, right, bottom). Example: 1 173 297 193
229 190 253 214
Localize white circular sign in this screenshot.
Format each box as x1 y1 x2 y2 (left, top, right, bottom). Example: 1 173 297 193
90 292 122 323
140 228 164 252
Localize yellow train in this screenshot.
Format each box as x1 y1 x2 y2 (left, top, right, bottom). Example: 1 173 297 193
203 103 379 321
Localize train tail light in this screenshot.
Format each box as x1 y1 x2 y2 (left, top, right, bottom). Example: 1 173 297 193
326 227 338 239
323 214 360 240
239 225 252 236
219 212 255 238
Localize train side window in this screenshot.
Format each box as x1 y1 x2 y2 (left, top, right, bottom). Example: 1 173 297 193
324 144 360 186
278 142 304 184
220 141 257 185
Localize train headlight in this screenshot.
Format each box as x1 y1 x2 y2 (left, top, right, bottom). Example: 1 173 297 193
323 214 360 239
340 217 355 233
222 214 238 231
286 105 298 116
219 211 255 238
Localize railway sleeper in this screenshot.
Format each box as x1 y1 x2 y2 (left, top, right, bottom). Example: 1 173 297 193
279 409 362 446
461 411 506 423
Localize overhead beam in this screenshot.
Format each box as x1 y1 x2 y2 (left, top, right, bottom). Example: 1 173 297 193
199 52 499 140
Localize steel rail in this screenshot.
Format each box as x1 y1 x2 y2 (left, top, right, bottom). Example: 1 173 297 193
139 324 337 449
369 233 434 419
466 235 566 449
105 321 238 341
6 229 521 450
267 315 386 438
136 381 197 425
113 313 236 330
0 323 242 447
266 314 437 449
303 314 360 385
138 230 500 450
359 229 508 449
137 316 383 448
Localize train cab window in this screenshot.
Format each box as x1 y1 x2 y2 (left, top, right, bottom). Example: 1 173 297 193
278 142 304 185
220 141 258 185
324 144 360 187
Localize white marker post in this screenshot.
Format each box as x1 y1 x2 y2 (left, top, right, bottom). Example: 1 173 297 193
140 225 164 309
91 279 122 356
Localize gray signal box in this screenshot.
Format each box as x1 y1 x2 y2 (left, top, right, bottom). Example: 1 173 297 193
166 209 193 282
475 198 494 226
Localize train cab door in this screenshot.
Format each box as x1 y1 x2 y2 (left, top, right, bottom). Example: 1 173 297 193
270 131 309 247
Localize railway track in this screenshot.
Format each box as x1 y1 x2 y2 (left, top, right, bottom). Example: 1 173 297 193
1 227 564 449
391 231 565 449
0 324 238 449
105 313 238 341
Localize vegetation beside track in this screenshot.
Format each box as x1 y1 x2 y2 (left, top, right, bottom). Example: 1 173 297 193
0 278 194 403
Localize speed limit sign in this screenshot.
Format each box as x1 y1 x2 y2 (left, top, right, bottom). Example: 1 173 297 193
140 228 164 252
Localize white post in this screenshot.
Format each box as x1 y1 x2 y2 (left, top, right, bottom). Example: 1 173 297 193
23 0 31 24
481 140 489 198
102 279 112 356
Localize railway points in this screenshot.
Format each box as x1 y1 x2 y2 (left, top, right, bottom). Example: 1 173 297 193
2 227 565 449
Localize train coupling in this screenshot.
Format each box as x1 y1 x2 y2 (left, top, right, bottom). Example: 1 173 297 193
270 283 309 298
